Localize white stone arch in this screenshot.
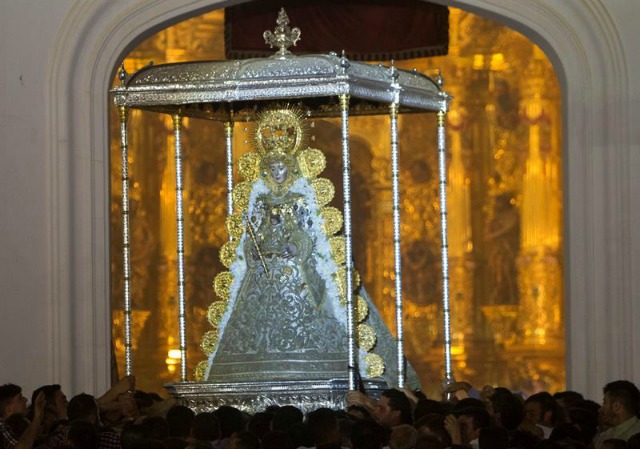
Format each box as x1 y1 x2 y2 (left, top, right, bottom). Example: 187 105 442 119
47 0 633 398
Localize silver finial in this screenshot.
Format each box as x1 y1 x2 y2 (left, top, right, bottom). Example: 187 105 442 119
340 50 350 73
389 60 400 83
436 70 444 88
263 8 301 57
118 64 128 86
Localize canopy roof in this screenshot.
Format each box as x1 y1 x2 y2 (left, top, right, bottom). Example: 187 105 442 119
111 9 449 120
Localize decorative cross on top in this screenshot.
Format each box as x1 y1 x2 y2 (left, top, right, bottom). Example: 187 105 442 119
263 8 301 56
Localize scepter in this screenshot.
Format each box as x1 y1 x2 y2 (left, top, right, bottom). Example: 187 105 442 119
244 213 270 277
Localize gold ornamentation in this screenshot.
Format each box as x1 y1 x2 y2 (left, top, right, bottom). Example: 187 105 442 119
213 271 233 300
226 214 245 240
255 107 306 156
207 301 228 326
220 241 239 268
298 148 326 179
239 152 261 182
357 324 377 352
194 360 208 381
335 267 361 299
312 178 334 207
320 207 343 236
356 295 369 322
232 182 253 211
329 236 346 265
364 353 385 378
201 329 219 355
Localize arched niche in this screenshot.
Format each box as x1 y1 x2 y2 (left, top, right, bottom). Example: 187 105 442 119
47 0 632 399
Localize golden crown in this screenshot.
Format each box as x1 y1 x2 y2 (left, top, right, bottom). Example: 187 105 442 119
254 106 306 156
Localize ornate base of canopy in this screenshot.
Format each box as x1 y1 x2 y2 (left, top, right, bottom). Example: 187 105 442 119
164 378 388 414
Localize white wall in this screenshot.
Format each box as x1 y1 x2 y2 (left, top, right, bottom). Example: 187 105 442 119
0 0 638 401
0 0 75 397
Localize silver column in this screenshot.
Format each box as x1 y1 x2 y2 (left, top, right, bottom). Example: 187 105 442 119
389 84 406 388
339 94 357 391
172 114 188 381
224 121 234 216
437 110 453 382
119 105 133 377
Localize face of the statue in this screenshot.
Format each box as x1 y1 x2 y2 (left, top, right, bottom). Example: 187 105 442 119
269 161 288 184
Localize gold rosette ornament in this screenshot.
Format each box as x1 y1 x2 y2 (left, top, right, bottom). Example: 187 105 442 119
201 329 220 355
213 271 233 301
320 207 343 236
329 236 346 265
226 214 245 240
364 353 385 378
232 182 253 211
357 324 377 352
355 296 369 322
297 147 326 179
238 152 262 182
207 301 227 326
312 178 335 207
219 241 239 268
194 360 208 381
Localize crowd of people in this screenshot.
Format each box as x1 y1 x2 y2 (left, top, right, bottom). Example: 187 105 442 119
1 376 639 449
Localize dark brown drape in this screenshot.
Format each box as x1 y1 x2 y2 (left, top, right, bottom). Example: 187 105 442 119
225 0 449 61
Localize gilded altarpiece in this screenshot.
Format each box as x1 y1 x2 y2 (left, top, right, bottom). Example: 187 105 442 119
111 8 563 396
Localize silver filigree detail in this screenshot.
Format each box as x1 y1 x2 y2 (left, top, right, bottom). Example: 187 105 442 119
263 8 301 57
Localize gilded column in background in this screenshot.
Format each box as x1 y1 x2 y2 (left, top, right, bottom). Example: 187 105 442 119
517 47 562 345
446 85 474 348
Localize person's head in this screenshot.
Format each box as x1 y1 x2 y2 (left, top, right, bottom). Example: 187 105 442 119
247 411 273 440
228 430 260 449
214 405 245 439
67 393 100 424
261 430 294 449
134 391 155 414
141 415 169 441
414 434 445 449
306 408 340 446
455 407 491 444
478 426 508 449
0 384 27 418
414 414 451 447
376 389 413 428
271 405 303 432
287 422 314 449
389 424 418 449
166 405 195 438
121 422 152 449
413 399 447 422
566 406 598 443
351 418 386 449
31 384 67 420
191 412 220 441
489 389 524 431
67 420 99 449
553 391 584 411
600 380 640 426
523 392 558 427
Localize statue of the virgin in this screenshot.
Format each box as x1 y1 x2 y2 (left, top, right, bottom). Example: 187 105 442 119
197 106 419 388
